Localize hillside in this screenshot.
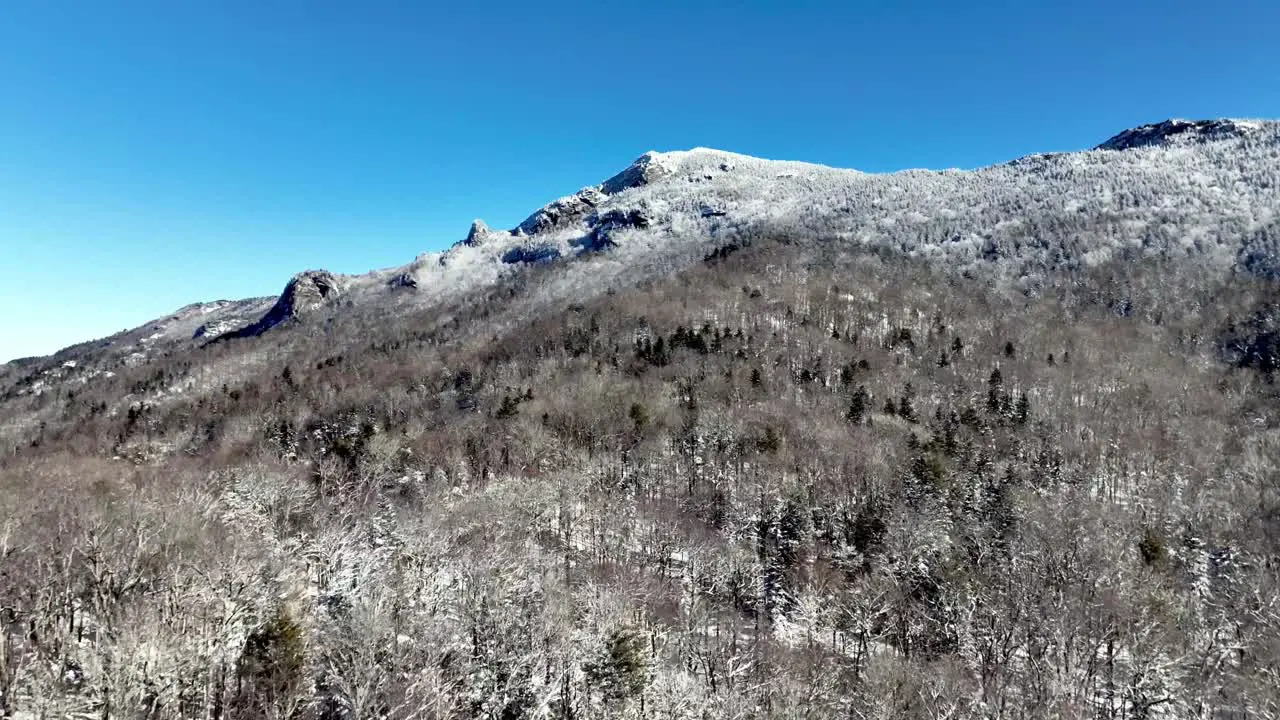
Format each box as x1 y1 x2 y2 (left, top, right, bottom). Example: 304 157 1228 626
2 120 1280 719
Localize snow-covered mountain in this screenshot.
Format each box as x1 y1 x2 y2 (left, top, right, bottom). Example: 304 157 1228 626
7 118 1280 387
214 118 1276 336
8 118 1280 720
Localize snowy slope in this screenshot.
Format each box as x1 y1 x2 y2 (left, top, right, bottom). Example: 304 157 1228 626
239 119 1278 335
11 118 1280 376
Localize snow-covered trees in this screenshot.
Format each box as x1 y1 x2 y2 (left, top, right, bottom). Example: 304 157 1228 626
3 122 1280 718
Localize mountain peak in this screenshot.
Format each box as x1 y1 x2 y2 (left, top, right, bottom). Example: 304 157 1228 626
1096 118 1267 151
600 148 764 194
215 270 344 340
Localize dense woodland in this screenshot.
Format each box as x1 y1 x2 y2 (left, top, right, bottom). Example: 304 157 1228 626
2 228 1279 719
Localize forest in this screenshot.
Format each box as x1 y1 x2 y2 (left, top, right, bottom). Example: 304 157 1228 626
2 225 1279 719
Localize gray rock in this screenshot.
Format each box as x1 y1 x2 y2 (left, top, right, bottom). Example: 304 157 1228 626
224 270 344 338
1096 119 1259 151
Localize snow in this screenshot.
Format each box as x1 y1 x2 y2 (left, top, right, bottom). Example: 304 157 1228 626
14 118 1280 367
199 117 1279 338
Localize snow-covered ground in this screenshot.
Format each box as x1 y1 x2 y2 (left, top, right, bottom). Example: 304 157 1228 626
6 118 1278 401
283 119 1280 330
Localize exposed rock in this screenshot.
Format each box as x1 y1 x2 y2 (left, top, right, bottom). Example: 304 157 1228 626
193 319 237 340
463 219 506 247
502 245 562 265
388 272 419 289
1096 119 1261 151
593 208 652 231
571 231 615 253
575 208 654 252
600 152 677 194
515 188 608 236
222 270 344 339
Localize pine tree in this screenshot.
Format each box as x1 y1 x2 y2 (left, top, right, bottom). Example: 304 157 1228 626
585 626 651 705
496 394 519 418
840 362 855 387
847 385 869 425
629 402 650 434
898 394 918 423
987 367 1003 413
1015 392 1030 424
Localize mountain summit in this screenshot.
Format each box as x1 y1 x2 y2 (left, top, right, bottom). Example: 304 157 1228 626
1095 118 1266 151
8 118 1280 364
218 117 1275 340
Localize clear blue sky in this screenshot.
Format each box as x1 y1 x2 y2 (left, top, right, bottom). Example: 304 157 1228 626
2 0 1277 360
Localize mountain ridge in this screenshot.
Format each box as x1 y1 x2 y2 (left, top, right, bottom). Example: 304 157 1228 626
8 117 1280 369
222 116 1277 338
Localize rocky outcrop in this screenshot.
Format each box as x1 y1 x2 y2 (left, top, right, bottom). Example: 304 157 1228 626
462 219 511 247
600 152 677 194
1096 119 1261 151
515 187 608 236
501 245 562 265
593 208 652 231
193 319 238 340
222 270 344 339
388 272 419 289
575 208 654 252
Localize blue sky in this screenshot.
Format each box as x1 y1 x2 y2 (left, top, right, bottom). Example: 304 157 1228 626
2 0 1277 360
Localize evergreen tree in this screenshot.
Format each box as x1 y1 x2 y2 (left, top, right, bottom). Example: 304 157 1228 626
987 367 1003 413
585 626 651 706
496 394 519 418
847 385 869 425
899 394 918 423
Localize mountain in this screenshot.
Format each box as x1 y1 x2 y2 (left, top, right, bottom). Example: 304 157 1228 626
1095 117 1269 150
215 121 1280 334
3 120 1280 718
9 119 1278 382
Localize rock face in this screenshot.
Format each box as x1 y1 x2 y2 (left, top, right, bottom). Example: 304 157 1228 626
387 272 418 289
1096 119 1261 151
501 244 562 265
502 151 678 251
515 188 608 236
462 219 509 247
599 151 677 194
193 319 238 340
224 270 344 339
578 208 653 252
275 271 342 316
